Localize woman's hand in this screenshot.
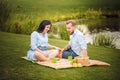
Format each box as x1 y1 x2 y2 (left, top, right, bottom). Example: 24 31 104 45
54 46 61 50
48 44 61 50
43 53 49 57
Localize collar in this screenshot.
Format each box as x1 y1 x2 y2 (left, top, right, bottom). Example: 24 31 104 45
71 29 78 37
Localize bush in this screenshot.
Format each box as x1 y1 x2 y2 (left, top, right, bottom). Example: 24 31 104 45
93 32 114 47
59 25 69 40
50 25 58 34
0 0 11 31
14 22 22 34
48 32 55 39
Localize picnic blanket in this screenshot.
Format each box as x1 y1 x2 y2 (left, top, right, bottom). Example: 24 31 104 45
21 57 110 69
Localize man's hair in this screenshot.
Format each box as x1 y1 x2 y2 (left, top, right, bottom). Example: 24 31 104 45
66 20 76 26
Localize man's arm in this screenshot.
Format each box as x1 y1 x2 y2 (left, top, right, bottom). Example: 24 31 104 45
82 49 88 57
63 44 70 51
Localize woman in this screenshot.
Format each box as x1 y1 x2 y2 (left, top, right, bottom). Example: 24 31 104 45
27 20 60 61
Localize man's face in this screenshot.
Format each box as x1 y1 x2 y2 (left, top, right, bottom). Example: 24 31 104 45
66 23 75 35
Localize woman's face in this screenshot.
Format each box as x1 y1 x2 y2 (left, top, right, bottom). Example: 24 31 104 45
43 24 51 33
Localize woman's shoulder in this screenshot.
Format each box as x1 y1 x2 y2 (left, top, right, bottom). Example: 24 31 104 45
31 31 39 36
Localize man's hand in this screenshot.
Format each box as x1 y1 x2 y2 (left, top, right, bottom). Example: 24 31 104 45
61 48 64 52
55 48 64 58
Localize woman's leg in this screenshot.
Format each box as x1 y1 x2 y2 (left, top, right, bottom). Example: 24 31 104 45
48 50 59 59
34 51 48 61
34 50 61 61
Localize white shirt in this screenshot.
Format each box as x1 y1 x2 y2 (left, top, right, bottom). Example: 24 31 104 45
69 29 87 56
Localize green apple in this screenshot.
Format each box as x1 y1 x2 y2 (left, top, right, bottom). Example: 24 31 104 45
71 58 77 64
73 58 77 63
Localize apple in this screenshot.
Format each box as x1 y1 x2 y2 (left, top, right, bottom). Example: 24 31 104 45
77 63 83 67
72 63 78 67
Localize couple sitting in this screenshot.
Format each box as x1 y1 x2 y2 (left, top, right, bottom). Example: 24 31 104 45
27 20 88 62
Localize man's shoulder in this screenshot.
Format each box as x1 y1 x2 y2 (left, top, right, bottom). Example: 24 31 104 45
75 29 84 36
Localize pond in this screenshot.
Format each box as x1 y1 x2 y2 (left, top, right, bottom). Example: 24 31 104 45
77 18 120 33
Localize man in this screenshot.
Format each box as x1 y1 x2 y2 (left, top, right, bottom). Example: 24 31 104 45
61 20 88 59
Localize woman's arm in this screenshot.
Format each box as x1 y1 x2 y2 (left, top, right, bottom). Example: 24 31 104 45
35 48 48 57
48 44 60 50
30 32 37 50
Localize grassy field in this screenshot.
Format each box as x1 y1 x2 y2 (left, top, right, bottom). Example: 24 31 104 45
7 0 120 12
0 31 120 80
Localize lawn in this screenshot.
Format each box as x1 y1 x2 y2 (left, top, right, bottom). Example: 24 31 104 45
0 31 120 80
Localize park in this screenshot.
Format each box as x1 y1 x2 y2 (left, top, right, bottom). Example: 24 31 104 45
0 0 120 80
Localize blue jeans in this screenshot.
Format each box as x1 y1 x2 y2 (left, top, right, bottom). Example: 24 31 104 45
62 47 78 59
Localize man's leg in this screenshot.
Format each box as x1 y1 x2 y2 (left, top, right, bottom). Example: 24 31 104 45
62 48 78 59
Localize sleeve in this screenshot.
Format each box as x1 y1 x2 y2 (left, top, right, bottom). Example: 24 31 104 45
30 32 37 50
77 35 87 49
68 41 70 45
46 33 49 48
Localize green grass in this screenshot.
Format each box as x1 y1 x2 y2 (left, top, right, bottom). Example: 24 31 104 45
0 31 120 80
7 0 120 12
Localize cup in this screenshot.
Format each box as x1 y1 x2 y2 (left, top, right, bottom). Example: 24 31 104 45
52 57 57 63
68 56 72 61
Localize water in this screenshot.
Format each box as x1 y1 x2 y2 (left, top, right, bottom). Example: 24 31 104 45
77 18 120 33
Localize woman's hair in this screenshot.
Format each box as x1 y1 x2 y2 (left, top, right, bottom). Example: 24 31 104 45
37 20 51 33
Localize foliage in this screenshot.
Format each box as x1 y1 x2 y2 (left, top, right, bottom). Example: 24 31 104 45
93 32 114 47
59 25 69 40
0 0 11 31
0 0 120 35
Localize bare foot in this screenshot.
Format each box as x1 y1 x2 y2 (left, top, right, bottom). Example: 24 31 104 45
56 49 62 58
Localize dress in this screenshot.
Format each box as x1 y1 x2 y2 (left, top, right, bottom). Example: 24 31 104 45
27 31 50 61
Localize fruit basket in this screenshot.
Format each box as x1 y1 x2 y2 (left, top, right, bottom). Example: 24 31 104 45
75 56 89 66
